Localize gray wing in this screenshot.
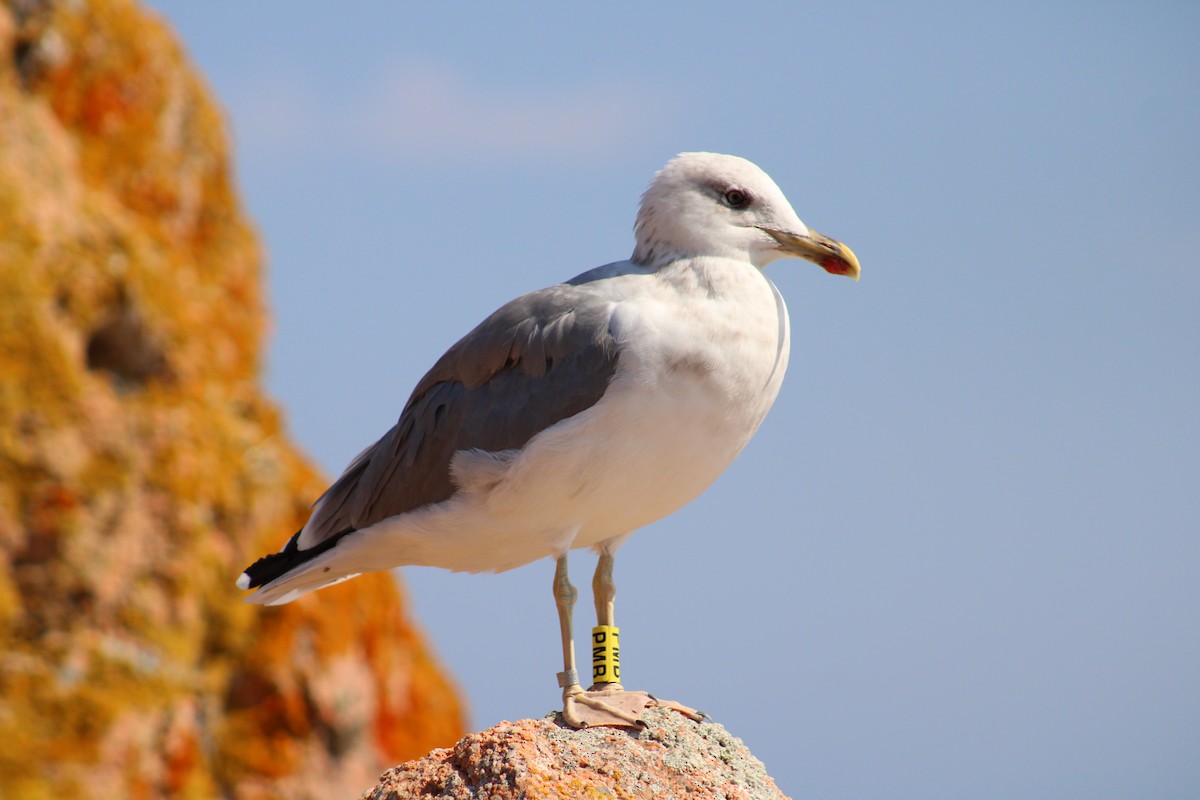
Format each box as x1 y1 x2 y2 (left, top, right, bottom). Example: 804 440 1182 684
297 282 621 547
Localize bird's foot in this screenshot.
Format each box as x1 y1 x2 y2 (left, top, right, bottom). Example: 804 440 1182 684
562 682 647 729
560 683 707 729
643 692 707 723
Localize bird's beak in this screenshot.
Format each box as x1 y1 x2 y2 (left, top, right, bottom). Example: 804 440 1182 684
762 227 861 281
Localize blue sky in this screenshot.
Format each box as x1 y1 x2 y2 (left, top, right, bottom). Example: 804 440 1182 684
146 2 1199 797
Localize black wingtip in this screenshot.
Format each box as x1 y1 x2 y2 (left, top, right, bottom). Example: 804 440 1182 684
238 528 354 590
239 531 303 589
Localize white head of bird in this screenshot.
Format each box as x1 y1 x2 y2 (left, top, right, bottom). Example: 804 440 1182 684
633 152 860 278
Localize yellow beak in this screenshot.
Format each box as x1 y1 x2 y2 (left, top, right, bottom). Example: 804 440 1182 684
762 227 861 281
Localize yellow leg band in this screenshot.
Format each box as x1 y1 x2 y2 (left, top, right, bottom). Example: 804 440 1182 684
591 625 620 683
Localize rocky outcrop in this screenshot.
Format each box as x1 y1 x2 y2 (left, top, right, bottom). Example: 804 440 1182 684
0 1 464 797
365 710 790 800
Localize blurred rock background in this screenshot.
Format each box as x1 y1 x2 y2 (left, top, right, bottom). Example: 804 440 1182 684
0 0 464 797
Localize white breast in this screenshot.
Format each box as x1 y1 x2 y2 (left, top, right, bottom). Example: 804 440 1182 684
488 256 790 550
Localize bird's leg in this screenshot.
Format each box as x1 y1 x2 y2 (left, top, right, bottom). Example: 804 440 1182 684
553 554 581 694
590 551 622 691
592 551 616 627
590 550 708 726
555 553 645 728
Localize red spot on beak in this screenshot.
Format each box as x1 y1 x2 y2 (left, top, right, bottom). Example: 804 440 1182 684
822 255 853 276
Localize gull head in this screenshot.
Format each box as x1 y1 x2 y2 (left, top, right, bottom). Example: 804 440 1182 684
632 152 859 279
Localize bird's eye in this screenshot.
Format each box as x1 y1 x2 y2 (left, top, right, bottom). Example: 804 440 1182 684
723 188 750 209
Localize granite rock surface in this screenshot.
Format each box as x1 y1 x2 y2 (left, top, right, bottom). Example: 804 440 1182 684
365 709 791 800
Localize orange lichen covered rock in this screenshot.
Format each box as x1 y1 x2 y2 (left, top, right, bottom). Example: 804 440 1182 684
366 709 791 800
0 1 464 798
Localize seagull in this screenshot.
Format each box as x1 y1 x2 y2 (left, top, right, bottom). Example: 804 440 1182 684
238 152 860 728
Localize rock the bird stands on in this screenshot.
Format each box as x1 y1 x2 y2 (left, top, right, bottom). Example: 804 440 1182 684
239 152 860 727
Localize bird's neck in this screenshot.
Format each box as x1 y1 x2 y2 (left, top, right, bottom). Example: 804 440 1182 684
652 255 768 301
